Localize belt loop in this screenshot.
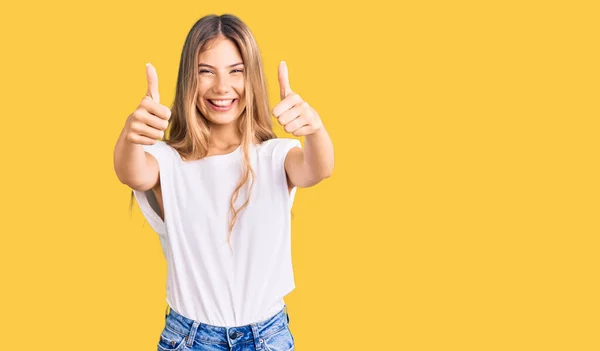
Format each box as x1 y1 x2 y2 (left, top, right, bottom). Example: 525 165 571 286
186 321 200 347
284 305 290 325
251 322 263 350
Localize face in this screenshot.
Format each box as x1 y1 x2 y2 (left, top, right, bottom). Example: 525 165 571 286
196 37 246 126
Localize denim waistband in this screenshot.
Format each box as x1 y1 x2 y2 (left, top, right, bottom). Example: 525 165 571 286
162 305 290 349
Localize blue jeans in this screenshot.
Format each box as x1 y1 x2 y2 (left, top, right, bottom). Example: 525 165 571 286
157 305 295 351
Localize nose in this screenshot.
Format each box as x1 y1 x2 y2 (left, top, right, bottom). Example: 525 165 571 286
213 74 231 94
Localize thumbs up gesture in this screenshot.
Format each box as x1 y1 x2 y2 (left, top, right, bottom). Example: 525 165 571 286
125 63 172 145
272 61 323 136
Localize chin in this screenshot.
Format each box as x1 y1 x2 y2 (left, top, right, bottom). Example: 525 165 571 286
206 111 243 125
208 108 247 125
208 117 237 125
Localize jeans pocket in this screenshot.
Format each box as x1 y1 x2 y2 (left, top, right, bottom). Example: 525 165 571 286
263 327 294 351
157 325 188 351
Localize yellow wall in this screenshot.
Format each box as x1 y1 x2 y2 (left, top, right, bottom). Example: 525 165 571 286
1 0 598 350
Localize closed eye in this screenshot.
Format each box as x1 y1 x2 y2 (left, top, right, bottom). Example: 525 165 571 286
199 69 244 74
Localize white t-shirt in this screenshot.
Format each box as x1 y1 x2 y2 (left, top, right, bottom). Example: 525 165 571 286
132 137 301 327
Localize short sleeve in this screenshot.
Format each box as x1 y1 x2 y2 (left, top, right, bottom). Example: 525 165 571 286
271 138 302 210
132 141 171 237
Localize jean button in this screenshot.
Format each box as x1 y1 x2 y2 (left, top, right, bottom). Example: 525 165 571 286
230 331 238 339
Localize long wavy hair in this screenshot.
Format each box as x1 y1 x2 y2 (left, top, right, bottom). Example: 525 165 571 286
130 14 277 252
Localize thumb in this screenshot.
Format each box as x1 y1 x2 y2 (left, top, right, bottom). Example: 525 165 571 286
278 61 292 100
146 62 160 103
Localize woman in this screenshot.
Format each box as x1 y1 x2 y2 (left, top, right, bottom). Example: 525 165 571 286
113 13 334 351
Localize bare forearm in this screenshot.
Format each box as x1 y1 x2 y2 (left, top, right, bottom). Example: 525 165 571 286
303 126 334 180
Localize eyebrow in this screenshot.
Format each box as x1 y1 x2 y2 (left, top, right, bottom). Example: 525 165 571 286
198 62 244 68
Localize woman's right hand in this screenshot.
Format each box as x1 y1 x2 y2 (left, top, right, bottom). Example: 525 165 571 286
125 63 172 145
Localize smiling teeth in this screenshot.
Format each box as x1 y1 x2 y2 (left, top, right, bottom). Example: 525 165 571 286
210 99 234 106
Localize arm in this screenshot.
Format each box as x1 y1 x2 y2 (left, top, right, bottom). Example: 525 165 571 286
273 61 334 188
114 62 169 192
284 126 334 188
113 115 160 192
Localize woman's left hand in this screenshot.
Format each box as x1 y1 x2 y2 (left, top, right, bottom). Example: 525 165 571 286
272 61 323 137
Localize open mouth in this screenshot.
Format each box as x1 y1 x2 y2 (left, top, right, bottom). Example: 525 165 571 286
206 98 237 112
208 99 236 107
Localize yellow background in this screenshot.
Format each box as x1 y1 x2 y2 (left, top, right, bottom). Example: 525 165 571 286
1 0 598 350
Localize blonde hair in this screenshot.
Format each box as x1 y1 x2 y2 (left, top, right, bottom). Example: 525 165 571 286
130 14 277 252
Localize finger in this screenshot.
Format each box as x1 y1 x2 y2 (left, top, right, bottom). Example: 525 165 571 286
291 125 313 137
130 118 165 139
127 133 159 145
278 61 292 100
272 93 303 117
277 103 303 125
283 115 308 134
135 109 170 131
146 62 160 103
141 97 171 120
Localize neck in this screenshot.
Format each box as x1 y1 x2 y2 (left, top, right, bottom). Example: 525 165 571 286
209 122 242 150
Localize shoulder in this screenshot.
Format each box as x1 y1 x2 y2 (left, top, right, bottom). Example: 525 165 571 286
143 140 179 154
141 140 166 153
142 141 179 164
258 138 302 157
